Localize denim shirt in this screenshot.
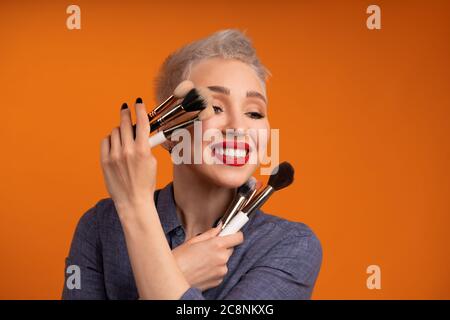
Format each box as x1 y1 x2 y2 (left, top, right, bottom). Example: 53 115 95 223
62 182 322 300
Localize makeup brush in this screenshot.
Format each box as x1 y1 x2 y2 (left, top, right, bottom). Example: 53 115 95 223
149 80 194 119
219 162 295 236
242 180 262 208
149 87 210 133
131 80 194 138
219 177 257 229
147 103 214 148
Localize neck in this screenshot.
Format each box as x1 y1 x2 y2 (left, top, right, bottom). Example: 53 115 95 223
173 165 235 240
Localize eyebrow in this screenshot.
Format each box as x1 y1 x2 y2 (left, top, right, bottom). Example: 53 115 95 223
207 85 267 104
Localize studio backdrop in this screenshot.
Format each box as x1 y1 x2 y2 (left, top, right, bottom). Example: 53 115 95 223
0 0 449 299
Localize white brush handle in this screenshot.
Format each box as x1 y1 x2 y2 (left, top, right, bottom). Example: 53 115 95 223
219 211 249 236
148 131 167 148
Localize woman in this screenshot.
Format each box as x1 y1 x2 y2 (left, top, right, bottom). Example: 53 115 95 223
62 29 322 300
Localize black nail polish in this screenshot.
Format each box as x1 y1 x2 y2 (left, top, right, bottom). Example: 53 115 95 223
121 103 128 110
136 97 143 104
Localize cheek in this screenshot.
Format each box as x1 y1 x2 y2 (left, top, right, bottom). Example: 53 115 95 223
191 118 224 162
201 114 224 131
250 120 270 153
199 116 228 144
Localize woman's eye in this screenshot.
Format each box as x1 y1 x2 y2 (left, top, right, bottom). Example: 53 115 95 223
212 105 223 114
246 112 265 119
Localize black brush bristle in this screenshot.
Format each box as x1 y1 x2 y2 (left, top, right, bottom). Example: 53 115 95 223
181 88 198 106
268 162 294 191
181 88 207 112
237 177 256 197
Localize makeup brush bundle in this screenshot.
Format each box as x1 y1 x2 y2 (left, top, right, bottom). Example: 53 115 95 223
131 80 214 148
218 162 295 236
130 82 294 235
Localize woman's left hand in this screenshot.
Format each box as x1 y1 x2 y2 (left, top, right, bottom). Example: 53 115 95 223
172 223 244 291
100 99 157 214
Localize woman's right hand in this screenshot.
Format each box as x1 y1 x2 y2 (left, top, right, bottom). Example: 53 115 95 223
172 224 244 291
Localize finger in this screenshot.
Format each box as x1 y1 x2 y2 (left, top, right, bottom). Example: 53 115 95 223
217 231 244 248
100 136 111 164
188 222 223 244
207 278 224 287
215 220 223 230
110 127 121 157
120 103 133 146
201 280 222 291
225 248 234 259
134 98 150 145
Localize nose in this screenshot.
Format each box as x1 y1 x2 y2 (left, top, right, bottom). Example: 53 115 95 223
221 107 247 138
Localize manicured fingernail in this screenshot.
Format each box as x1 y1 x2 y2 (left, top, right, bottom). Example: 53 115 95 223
136 97 143 104
121 103 128 110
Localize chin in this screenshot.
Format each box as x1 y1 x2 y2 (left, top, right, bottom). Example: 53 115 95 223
194 163 257 189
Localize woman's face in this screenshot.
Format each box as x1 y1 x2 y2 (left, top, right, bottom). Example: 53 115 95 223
180 57 270 188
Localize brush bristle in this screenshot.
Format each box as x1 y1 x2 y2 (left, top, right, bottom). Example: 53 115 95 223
173 80 194 98
197 105 214 121
181 88 208 112
268 162 294 191
238 177 257 197
195 87 213 120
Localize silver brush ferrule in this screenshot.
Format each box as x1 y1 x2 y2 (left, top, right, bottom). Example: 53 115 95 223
220 196 247 230
163 117 198 138
151 103 183 132
149 95 174 118
242 186 275 217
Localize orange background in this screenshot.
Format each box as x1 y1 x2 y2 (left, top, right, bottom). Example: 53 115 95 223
0 0 449 299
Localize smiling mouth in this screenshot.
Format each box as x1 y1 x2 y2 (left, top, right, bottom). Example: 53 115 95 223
210 141 250 166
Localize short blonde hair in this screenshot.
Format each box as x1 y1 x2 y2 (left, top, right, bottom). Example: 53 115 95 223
154 29 271 104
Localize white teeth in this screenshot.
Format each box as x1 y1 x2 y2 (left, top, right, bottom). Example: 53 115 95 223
213 147 247 158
